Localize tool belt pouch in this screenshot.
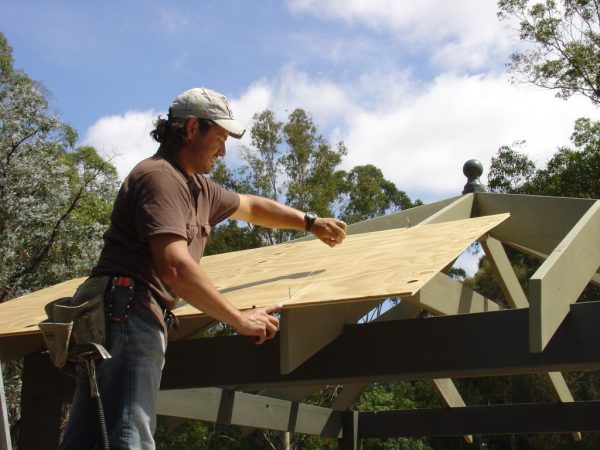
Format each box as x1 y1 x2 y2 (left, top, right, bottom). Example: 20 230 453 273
107 276 135 322
38 276 110 368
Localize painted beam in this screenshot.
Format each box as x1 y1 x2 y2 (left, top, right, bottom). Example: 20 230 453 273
417 194 474 226
338 196 463 236
280 300 382 374
331 301 424 412
168 316 215 342
156 388 343 438
18 354 71 450
358 400 600 438
529 201 600 352
501 241 600 289
0 363 11 450
545 372 582 441
476 193 595 255
161 301 600 389
339 411 359 450
403 272 501 315
278 195 475 374
480 236 528 309
429 379 473 444
481 236 581 440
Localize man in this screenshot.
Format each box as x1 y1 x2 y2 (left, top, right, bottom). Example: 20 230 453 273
59 87 347 449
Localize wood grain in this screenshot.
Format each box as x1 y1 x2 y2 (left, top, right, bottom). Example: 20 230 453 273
0 214 508 337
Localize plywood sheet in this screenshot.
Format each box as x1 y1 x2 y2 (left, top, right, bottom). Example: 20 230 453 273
0 214 508 338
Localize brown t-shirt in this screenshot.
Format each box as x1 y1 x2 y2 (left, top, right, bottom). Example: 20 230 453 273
92 149 240 326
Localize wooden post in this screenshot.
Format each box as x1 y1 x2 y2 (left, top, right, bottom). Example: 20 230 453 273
339 411 359 450
0 362 12 450
18 353 73 450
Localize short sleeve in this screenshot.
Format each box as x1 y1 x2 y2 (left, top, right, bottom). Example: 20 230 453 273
134 170 191 240
203 177 240 226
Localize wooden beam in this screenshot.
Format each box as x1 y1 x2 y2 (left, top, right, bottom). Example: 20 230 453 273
358 400 600 438
481 236 581 440
337 196 464 236
529 201 600 352
278 198 490 374
0 333 45 362
405 272 497 445
280 300 382 374
545 372 582 441
155 388 343 438
404 272 501 315
167 316 215 342
161 301 600 389
339 411 359 450
500 241 600 289
18 354 71 450
429 379 473 444
0 363 12 450
418 194 474 225
480 236 528 309
476 193 596 255
331 301 423 412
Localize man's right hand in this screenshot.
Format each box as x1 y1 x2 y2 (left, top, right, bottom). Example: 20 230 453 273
237 304 281 344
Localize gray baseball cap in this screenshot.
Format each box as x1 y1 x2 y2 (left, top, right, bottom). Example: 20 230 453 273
169 87 246 139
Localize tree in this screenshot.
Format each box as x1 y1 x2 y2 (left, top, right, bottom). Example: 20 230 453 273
0 33 119 301
210 108 350 248
488 118 600 199
339 164 420 224
487 142 537 193
498 0 600 104
281 108 347 219
0 32 119 443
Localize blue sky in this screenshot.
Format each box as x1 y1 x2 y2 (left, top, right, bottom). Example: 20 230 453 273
3 0 598 209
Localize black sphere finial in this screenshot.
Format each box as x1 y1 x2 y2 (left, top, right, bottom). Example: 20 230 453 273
462 159 485 194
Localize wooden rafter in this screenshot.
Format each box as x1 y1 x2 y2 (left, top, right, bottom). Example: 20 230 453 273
481 235 581 440
529 200 600 352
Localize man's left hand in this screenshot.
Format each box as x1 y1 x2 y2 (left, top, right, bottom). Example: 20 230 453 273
311 218 347 247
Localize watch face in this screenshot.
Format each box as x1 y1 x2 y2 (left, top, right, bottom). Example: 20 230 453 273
305 212 317 231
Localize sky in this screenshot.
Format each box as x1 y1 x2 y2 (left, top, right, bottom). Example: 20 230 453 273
2 0 599 273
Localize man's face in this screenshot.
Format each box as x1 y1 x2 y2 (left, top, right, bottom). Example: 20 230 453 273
189 121 229 174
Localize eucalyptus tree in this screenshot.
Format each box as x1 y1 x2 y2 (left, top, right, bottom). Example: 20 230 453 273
0 33 118 301
498 0 600 104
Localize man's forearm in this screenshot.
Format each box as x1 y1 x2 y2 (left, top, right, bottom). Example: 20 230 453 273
162 252 246 329
230 195 306 230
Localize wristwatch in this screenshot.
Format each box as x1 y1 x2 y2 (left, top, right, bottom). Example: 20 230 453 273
304 212 317 232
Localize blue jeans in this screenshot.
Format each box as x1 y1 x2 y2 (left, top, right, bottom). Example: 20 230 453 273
59 313 167 450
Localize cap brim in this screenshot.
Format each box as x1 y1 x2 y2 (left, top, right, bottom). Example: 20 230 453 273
213 118 246 139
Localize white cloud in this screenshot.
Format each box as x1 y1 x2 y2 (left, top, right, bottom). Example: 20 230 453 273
287 0 514 71
82 69 599 202
230 68 598 202
340 72 598 201
82 110 159 180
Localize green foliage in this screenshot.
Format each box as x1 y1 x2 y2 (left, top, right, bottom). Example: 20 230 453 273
339 164 420 224
0 32 119 300
498 0 600 104
355 383 434 450
487 142 537 193
209 108 418 251
0 31 119 445
488 118 600 200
